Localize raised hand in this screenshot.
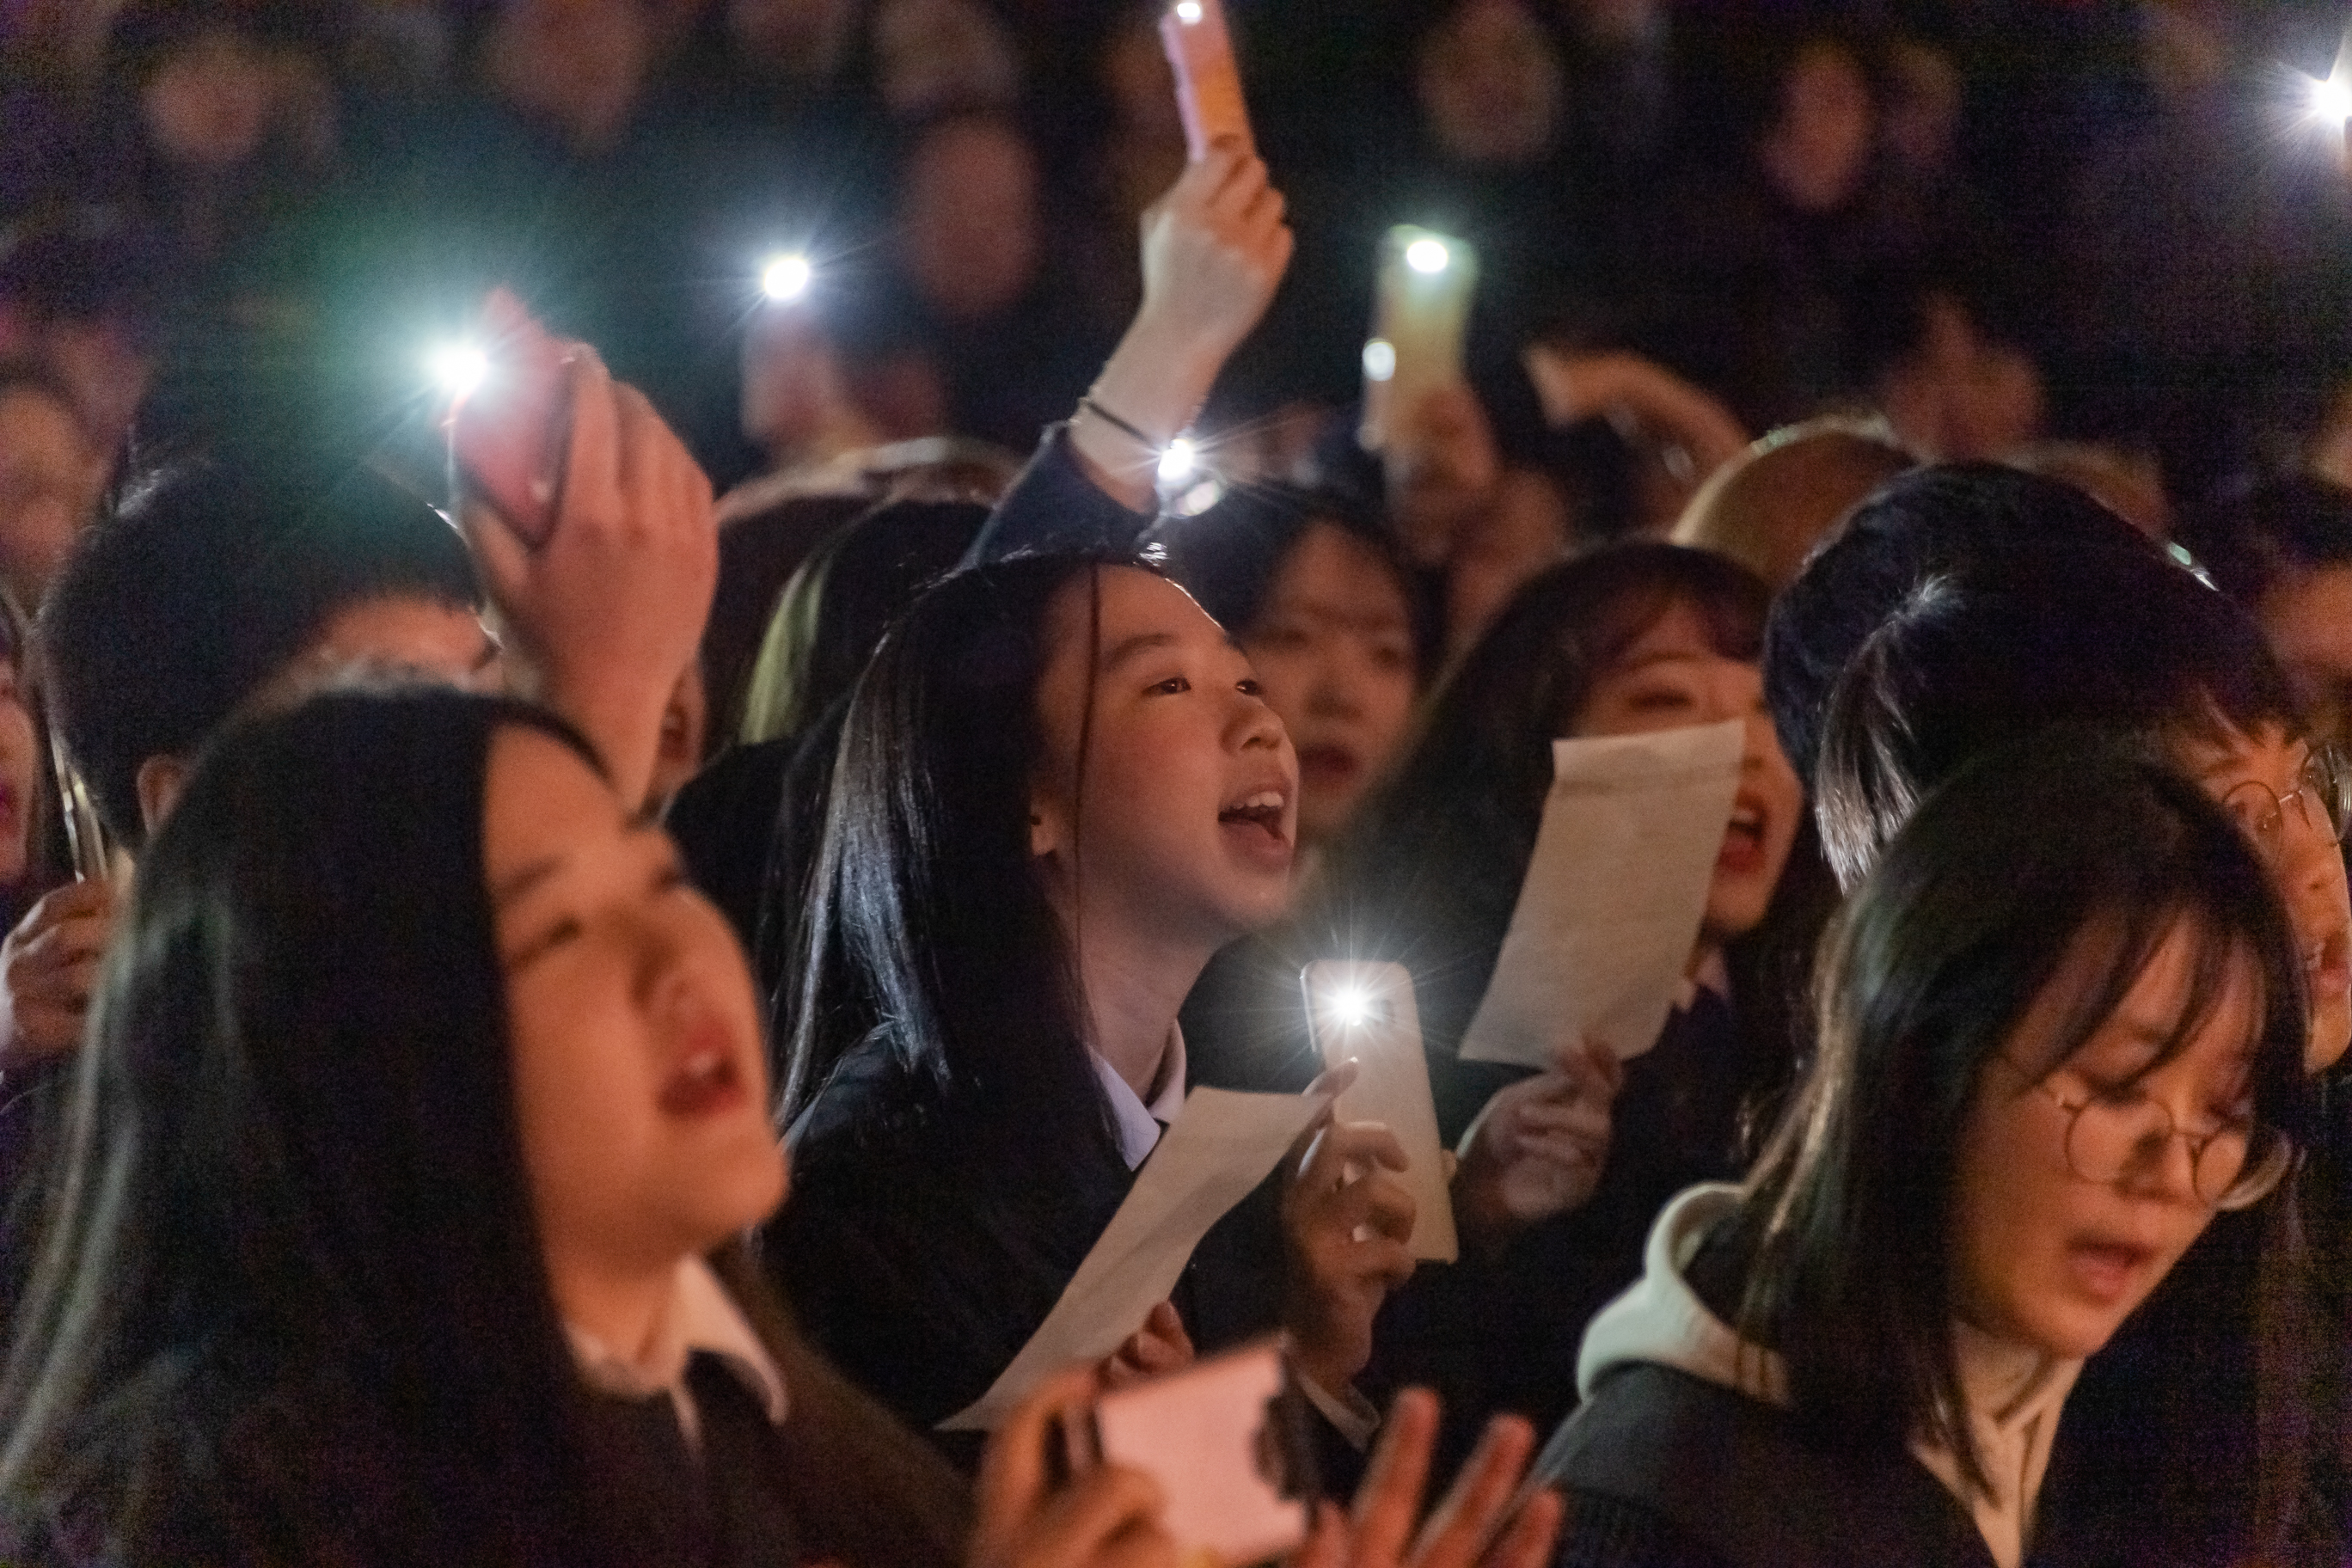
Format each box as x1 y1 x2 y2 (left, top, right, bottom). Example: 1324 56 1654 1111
1452 1037 1622 1250
1290 1389 1563 1568
969 1368 1179 1568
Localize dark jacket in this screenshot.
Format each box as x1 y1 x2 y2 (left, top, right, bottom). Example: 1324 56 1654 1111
1538 1363 2012 1568
763 1033 1292 1470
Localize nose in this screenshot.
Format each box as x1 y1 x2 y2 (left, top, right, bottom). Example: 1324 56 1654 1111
1306 657 1363 720
1230 683 1290 756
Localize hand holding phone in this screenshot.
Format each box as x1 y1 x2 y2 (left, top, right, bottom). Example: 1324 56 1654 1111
448 288 577 549
1063 1342 1314 1566
1302 961 1458 1263
1160 0 1254 162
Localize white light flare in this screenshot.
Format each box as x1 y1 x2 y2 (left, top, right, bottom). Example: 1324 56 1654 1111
1157 437 1197 485
427 342 488 401
1363 338 1397 383
1405 237 1450 275
762 253 814 302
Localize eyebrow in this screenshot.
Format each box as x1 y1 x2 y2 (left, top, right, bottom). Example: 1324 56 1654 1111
1100 631 1182 673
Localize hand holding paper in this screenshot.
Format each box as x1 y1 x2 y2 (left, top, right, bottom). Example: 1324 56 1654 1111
1457 720 1745 1069
940 1087 1326 1431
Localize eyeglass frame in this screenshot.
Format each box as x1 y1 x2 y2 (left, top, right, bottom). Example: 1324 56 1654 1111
2218 743 2352 861
2000 1054 2294 1212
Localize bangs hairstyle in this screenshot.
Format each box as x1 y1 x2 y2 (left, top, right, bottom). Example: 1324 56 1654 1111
0 686 606 1559
1155 483 1442 685
1328 542 1768 901
782 551 1157 1157
1721 731 2306 1496
1813 558 2303 888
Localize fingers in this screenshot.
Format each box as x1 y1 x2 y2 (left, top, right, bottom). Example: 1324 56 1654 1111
976 1365 1100 1539
557 348 619 528
1302 1059 1359 1102
1351 1387 1441 1560
1288 1501 1348 1568
1481 1489 1564 1568
1311 1120 1411 1179
1411 1414 1537 1568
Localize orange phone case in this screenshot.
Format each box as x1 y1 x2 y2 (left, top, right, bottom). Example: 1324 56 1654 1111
1160 0 1254 161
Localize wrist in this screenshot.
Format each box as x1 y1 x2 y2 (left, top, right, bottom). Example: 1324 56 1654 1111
1093 312 1226 434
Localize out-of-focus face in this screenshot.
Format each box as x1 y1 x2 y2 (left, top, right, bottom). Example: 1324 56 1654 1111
897 117 1042 322
0 654 38 885
144 28 275 168
489 726 786 1289
2172 722 2352 1071
728 0 857 78
1031 567 1299 953
1761 40 1874 214
485 0 652 152
2255 566 2352 753
1573 598 1803 946
1243 524 1419 845
1875 295 2045 463
1951 921 2258 1360
0 384 103 606
1418 0 1564 167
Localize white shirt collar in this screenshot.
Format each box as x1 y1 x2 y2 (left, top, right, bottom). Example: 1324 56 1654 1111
1089 1025 1188 1170
565 1255 790 1451
1907 1323 2081 1568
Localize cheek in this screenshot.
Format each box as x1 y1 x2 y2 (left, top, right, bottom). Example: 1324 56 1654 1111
507 983 652 1227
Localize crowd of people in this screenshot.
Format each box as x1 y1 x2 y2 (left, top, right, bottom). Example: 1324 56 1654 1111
2 0 2352 1565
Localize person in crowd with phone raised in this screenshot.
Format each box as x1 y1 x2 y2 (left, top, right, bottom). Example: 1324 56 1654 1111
1533 731 2307 1568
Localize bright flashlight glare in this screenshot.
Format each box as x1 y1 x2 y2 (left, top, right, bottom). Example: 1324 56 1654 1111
1405 237 1450 275
763 254 814 301
1330 988 1372 1027
2315 74 2352 122
427 342 488 400
1175 1 1203 22
1158 437 1197 484
1363 339 1396 383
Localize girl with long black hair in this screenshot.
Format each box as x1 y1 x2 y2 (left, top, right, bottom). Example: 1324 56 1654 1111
1534 732 2309 1568
0 685 1157 1568
771 552 1424 1452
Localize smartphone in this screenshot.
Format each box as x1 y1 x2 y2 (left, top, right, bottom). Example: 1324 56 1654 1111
1302 959 1459 1263
1357 226 1479 455
447 300 575 548
46 719 110 884
1060 1341 1314 1565
1159 0 1254 161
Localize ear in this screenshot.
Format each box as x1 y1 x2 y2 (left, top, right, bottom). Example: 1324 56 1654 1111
136 753 188 838
1028 787 1069 863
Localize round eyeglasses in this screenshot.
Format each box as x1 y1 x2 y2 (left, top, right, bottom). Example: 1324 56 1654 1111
2220 745 2352 864
2014 1065 2293 1211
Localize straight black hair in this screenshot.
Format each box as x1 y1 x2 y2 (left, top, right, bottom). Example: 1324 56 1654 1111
781 552 1149 1168
0 687 596 1560
0 686 967 1565
1763 462 2165 787
1154 483 1442 686
1814 558 2304 889
1314 542 1772 970
1715 731 2307 1495
40 453 481 847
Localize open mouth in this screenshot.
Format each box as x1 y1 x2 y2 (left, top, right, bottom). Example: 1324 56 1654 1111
2066 1237 2156 1303
658 1033 747 1118
1218 789 1289 844
2307 926 2352 999
1718 793 1767 869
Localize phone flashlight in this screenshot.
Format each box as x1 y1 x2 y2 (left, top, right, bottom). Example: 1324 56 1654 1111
763 254 814 302
2315 74 2352 122
1405 237 1451 275
1157 437 1198 485
427 342 489 401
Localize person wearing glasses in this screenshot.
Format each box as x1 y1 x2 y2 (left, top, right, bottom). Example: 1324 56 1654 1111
1766 480 2352 1567
1528 732 2308 1568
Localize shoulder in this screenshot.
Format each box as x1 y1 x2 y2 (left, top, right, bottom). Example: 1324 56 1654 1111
1535 1365 1988 1568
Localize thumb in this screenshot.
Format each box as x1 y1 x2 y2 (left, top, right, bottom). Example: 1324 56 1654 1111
459 495 536 619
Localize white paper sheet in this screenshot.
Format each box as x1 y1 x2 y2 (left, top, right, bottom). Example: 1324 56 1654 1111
1456 720 1744 1069
938 1086 1327 1431
1303 961 1459 1263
